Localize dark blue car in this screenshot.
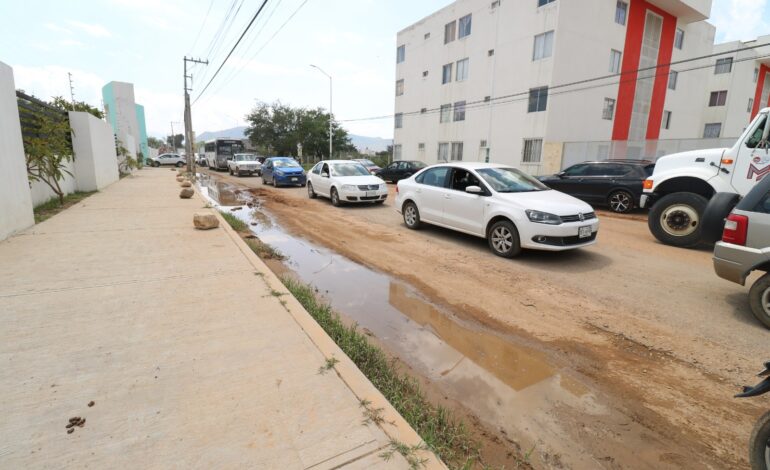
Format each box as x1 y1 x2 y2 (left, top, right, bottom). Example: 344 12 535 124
261 157 307 187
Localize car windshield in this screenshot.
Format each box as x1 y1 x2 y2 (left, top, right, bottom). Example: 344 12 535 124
331 162 370 177
413 161 427 169
235 154 257 161
476 167 549 193
272 159 300 168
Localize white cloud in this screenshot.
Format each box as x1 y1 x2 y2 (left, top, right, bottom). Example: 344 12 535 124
45 23 73 35
60 39 85 48
12 65 105 107
66 20 112 38
710 0 770 42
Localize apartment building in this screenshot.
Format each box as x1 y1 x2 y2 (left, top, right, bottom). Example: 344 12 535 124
393 0 768 174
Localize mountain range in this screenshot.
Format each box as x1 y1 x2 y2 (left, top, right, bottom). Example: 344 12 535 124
196 126 392 153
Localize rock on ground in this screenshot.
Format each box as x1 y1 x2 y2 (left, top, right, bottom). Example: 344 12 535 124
179 188 194 199
193 213 219 230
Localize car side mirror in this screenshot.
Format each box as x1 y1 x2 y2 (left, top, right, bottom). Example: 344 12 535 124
465 185 483 194
321 172 329 178
557 171 566 178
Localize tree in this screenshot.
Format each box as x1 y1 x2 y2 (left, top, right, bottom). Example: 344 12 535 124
147 137 165 149
23 105 74 205
166 134 184 149
50 96 104 119
244 101 355 160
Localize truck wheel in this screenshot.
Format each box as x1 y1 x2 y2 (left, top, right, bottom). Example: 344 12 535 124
700 193 741 244
648 192 708 247
749 273 770 329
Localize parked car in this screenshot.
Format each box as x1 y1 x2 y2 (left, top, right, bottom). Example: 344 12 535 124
352 159 381 174
261 157 307 187
150 153 186 167
307 160 388 206
228 153 261 177
712 174 770 328
196 153 207 166
375 160 427 183
537 160 654 214
395 162 599 258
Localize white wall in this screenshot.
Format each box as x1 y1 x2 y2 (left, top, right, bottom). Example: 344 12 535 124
0 60 34 241
69 111 119 191
29 161 77 207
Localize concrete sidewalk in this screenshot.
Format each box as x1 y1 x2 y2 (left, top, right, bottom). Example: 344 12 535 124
0 169 440 469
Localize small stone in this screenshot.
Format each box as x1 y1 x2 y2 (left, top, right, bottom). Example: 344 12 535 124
66 422 75 429
176 176 184 182
193 213 219 230
180 181 192 188
230 206 242 211
88 401 95 407
69 417 80 424
77 418 86 427
179 188 194 199
170 168 176 171
67 428 74 434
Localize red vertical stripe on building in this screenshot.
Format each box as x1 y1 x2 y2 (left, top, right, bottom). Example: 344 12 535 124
752 64 770 119
612 0 646 141
645 7 676 140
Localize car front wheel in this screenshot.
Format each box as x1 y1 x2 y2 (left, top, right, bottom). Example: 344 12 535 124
608 190 634 213
330 188 341 206
402 202 420 229
308 182 317 199
488 220 522 258
176 162 184 167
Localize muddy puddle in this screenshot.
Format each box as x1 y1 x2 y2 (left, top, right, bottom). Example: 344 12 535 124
196 173 692 469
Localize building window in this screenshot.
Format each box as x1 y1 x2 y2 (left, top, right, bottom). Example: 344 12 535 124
748 98 754 113
668 70 678 90
453 101 466 121
458 14 472 39
395 79 404 96
438 142 449 161
602 98 616 120
424 32 431 40
393 144 403 160
440 104 452 123
755 68 760 82
538 0 556 6
674 28 684 49
418 143 425 151
662 110 671 130
451 142 464 161
528 86 548 112
396 45 405 64
522 139 543 163
714 57 733 74
423 70 429 77
615 1 628 25
442 63 453 84
488 49 495 56
480 139 488 148
703 123 721 138
609 49 622 73
444 21 456 44
456 58 469 81
394 113 403 129
709 90 727 107
533 31 554 60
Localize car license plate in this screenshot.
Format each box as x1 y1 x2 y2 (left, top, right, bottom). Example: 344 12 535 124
578 226 592 239
366 191 376 197
291 177 298 182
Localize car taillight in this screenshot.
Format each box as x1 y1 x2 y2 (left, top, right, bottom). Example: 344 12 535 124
643 179 654 190
722 213 749 246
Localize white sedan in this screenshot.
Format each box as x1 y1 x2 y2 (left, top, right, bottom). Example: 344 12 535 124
307 160 388 206
228 153 261 177
395 162 599 257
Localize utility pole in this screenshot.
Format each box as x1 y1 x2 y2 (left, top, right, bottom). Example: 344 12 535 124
310 65 333 159
184 56 208 173
67 72 76 107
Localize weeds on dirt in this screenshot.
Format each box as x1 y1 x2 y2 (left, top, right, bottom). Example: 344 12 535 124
280 276 484 469
245 238 285 260
318 356 339 375
219 210 248 232
380 439 429 470
34 191 96 223
359 399 395 427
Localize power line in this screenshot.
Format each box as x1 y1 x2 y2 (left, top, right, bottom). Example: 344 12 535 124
340 41 770 123
193 0 270 105
190 0 216 53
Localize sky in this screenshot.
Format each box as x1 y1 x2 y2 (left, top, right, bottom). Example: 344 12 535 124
0 0 768 140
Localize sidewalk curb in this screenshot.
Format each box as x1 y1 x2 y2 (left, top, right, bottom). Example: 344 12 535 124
195 187 447 469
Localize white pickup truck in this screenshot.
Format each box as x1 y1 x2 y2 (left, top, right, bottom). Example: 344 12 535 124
641 107 770 247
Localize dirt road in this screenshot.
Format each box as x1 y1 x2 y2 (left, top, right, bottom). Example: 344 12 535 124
202 169 767 468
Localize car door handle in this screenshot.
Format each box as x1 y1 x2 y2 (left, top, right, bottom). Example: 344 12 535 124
444 194 451 199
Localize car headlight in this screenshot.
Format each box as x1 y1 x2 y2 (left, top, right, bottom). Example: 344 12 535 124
380 184 387 190
525 210 562 225
341 184 356 191
274 170 284 176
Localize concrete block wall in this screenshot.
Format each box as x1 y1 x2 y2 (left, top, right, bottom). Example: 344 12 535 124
0 61 34 240
69 111 119 192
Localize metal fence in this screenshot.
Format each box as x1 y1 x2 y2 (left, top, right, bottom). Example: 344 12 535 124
16 91 72 153
561 137 736 169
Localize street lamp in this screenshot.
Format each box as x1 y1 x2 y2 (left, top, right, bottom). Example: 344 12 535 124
310 64 333 159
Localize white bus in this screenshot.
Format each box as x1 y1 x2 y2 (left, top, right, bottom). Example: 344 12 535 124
204 139 245 171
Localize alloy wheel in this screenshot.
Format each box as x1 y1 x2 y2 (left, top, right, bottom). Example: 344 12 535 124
404 206 417 226
763 287 770 316
609 192 632 213
491 226 513 253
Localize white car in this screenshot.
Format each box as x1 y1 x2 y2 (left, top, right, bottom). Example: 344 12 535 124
395 162 599 257
150 153 186 167
228 153 261 177
307 160 388 206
